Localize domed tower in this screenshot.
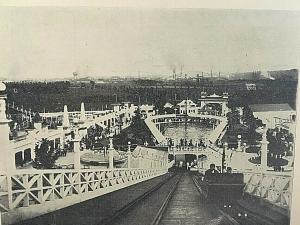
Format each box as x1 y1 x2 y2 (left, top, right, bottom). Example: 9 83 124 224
0 82 14 173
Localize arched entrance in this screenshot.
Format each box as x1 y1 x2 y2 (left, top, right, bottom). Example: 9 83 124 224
173 154 197 170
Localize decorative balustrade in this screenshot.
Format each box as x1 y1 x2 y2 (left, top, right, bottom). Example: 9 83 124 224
0 167 166 212
244 172 292 209
169 146 203 152
169 146 222 155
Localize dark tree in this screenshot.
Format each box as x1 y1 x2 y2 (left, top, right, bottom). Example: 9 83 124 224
33 112 42 123
34 138 57 169
226 107 240 130
113 107 155 147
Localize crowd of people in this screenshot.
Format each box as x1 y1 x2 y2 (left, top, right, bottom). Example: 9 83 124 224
167 138 207 148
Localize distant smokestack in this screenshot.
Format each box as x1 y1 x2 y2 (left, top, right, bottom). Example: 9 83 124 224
173 68 176 80
180 64 183 77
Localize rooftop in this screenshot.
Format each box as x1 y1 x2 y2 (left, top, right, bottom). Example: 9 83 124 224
177 99 197 106
249 104 295 112
164 102 173 108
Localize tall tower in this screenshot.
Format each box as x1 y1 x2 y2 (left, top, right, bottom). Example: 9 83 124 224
0 82 14 173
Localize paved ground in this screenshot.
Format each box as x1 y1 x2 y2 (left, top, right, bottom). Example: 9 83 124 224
160 173 230 225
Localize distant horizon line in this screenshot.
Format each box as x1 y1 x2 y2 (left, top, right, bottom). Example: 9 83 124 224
1 67 297 82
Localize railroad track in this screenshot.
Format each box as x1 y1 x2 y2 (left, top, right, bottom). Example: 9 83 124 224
100 171 182 225
192 174 285 225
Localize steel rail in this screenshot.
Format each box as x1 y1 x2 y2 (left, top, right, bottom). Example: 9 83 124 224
150 173 182 225
99 172 179 225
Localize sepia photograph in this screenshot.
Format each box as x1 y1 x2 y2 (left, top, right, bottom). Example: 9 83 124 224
0 1 299 225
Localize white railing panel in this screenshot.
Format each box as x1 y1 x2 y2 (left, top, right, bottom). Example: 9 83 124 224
244 172 292 209
2 167 167 211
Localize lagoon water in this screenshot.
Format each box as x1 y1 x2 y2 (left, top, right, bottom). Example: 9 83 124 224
162 123 212 143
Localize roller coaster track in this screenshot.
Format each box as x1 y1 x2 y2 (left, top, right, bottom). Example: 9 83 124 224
191 174 289 225
102 171 242 225
100 172 181 225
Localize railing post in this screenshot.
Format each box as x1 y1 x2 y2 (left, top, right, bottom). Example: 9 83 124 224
72 122 81 170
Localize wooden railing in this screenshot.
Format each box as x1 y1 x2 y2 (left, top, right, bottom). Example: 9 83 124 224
243 172 292 209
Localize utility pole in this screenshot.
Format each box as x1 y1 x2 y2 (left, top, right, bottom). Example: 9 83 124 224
184 96 188 142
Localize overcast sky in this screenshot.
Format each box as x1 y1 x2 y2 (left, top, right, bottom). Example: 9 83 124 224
0 7 299 80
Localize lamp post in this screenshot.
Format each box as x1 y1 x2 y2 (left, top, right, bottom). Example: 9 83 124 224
222 142 228 172
72 118 81 170
127 141 131 168
237 134 242 151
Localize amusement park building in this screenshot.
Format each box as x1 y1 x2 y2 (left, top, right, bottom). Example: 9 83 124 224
249 103 296 130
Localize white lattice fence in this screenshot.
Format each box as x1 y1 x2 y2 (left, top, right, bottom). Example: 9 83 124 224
3 168 165 211
0 175 8 212
244 172 292 209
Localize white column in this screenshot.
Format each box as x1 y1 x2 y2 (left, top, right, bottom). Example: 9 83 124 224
80 102 86 122
30 144 36 161
0 83 15 174
73 137 81 170
138 151 143 168
108 136 114 169
222 102 227 116
63 105 70 128
57 126 64 149
260 129 269 171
